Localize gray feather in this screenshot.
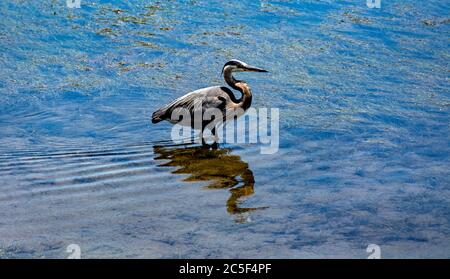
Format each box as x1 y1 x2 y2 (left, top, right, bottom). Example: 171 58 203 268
152 86 235 124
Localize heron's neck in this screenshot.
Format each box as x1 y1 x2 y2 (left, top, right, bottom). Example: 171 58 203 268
223 68 252 110
234 82 252 111
223 67 240 90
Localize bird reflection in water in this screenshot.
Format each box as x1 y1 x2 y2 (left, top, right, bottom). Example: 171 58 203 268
153 144 267 221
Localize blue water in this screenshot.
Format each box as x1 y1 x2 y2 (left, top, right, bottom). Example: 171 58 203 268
0 0 449 258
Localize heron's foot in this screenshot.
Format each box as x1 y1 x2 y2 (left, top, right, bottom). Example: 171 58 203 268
201 139 219 150
211 142 219 149
201 143 219 150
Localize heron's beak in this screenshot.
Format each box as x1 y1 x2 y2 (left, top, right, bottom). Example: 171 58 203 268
244 65 268 72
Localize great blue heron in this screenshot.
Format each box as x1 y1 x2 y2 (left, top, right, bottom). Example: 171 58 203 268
151 59 268 145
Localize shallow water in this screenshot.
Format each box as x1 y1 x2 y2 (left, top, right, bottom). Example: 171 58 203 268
0 0 449 258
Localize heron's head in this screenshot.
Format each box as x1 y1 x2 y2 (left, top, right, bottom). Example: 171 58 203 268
221 59 268 75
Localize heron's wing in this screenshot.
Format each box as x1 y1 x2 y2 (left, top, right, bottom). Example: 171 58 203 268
152 86 230 123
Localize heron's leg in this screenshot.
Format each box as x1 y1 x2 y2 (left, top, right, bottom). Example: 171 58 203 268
212 127 220 143
211 127 219 149
200 127 208 147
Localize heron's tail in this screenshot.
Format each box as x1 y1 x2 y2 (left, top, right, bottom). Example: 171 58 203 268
151 108 167 124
